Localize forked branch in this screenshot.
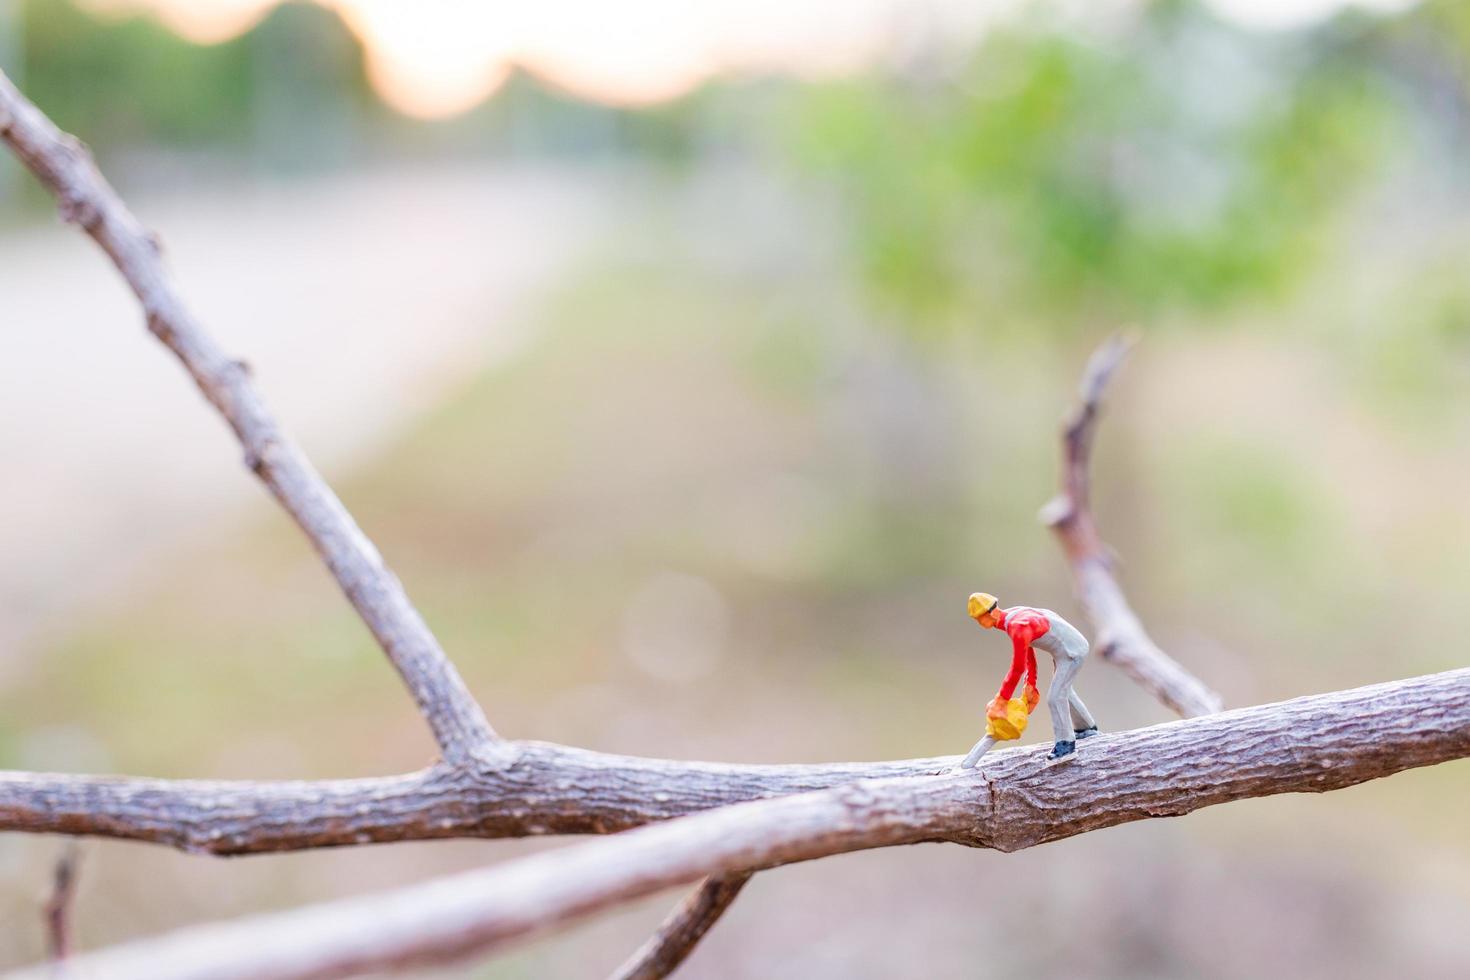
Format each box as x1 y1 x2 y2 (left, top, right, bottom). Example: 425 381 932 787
11 668 1468 980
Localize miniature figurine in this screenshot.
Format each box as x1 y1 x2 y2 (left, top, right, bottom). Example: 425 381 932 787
958 593 1099 768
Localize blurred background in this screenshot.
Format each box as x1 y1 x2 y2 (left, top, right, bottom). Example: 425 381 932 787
2 0 1469 975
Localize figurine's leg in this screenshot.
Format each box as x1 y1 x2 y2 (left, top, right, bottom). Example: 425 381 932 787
1069 690 1097 733
1052 658 1087 743
959 735 997 770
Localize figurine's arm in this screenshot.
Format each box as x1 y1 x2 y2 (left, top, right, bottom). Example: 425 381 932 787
1024 649 1040 712
989 614 1047 720
996 631 1032 701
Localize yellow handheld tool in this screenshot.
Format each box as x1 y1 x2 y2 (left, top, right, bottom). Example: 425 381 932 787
985 698 1030 741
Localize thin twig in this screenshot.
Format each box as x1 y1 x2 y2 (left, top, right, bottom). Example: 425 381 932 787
0 69 498 765
1041 334 1223 718
42 841 82 961
608 873 753 980
9 668 1468 980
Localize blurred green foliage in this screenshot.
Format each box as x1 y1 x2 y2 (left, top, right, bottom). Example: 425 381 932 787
17 0 371 147
783 1 1393 333
7 0 708 166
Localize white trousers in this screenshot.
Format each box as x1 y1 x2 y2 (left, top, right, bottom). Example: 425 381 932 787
1047 652 1095 744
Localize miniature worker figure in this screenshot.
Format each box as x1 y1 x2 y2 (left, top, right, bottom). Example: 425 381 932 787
959 593 1099 767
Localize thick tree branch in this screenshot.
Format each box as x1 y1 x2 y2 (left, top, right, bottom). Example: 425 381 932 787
0 749 964 854
608 872 753 980
0 69 497 763
8 669 1466 980
1041 335 1223 718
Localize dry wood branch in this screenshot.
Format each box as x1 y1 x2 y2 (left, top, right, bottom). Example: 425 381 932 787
12 668 1468 980
41 841 82 961
0 751 963 855
608 872 753 980
1041 335 1223 718
0 69 496 764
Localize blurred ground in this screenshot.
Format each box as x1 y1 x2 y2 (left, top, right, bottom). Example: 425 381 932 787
1 160 1468 977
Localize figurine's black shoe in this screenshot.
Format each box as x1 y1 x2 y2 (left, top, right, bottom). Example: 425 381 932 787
1075 726 1100 741
1046 740 1076 762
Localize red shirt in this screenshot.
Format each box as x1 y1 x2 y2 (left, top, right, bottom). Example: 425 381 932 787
993 607 1046 700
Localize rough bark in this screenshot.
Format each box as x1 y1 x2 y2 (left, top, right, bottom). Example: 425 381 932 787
9 668 1467 980
0 750 962 855
608 873 753 980
1040 334 1223 718
0 68 497 764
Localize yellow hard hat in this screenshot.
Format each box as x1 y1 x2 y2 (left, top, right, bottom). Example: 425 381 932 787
968 592 999 619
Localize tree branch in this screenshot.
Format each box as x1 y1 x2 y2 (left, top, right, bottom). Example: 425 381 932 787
0 749 964 854
10 668 1466 980
1040 334 1223 718
0 69 497 764
41 841 82 961
608 873 753 980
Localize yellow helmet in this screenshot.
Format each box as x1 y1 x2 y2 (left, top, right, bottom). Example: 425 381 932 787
968 592 999 620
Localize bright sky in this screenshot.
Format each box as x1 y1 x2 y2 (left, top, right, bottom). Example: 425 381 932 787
80 0 1420 119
